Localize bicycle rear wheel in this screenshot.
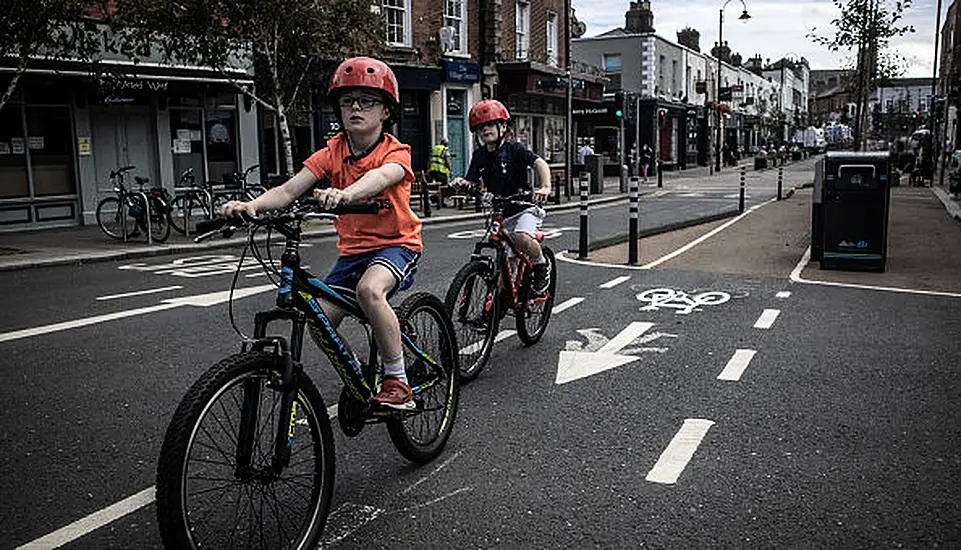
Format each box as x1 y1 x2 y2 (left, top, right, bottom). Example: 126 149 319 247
515 246 557 345
169 194 211 235
95 196 138 240
140 200 171 243
388 292 459 464
444 260 500 382
156 351 335 549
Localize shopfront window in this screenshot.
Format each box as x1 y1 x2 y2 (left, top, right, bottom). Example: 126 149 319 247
170 108 205 185
0 106 28 199
26 106 75 196
205 109 237 181
543 116 565 163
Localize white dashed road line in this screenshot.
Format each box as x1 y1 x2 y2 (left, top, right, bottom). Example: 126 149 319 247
599 275 631 289
753 309 780 329
776 291 791 298
553 296 585 314
96 286 184 301
645 419 715 485
717 349 758 381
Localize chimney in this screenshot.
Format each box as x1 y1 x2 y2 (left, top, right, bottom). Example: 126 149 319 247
625 1 655 34
677 27 700 52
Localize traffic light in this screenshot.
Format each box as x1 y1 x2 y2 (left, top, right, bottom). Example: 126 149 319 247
657 108 667 126
614 91 624 118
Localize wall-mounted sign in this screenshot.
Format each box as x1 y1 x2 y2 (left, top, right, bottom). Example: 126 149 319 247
78 137 91 156
444 60 479 83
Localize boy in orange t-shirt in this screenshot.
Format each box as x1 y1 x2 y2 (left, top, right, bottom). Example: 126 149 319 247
222 57 422 409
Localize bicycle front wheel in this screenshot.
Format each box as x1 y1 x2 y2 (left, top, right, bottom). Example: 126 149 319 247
444 260 500 382
169 194 211 235
516 245 557 345
95 196 138 240
388 292 459 464
156 351 335 549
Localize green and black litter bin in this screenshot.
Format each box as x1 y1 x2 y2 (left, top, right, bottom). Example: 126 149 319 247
818 152 891 272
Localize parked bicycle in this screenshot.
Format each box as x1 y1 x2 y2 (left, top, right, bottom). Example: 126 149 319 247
169 164 264 235
95 165 171 243
155 198 459 549
444 190 558 382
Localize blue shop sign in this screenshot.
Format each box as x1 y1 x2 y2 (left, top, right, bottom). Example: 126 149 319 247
444 60 479 83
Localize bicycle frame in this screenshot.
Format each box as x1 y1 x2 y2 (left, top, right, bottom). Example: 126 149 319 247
468 206 545 312
231 214 444 474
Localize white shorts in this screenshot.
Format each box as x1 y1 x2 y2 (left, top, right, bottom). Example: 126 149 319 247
502 206 546 238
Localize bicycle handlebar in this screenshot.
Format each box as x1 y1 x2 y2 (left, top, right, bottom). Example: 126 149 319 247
193 199 387 243
109 165 136 178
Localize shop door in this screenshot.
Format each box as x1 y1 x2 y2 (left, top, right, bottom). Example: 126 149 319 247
399 92 428 172
446 90 467 178
91 107 156 187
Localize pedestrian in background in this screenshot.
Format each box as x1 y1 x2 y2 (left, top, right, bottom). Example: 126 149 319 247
428 138 451 185
640 143 654 183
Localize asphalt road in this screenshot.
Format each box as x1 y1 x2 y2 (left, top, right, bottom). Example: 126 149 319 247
3 160 959 548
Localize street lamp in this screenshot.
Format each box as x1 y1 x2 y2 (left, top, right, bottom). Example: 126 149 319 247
715 0 750 172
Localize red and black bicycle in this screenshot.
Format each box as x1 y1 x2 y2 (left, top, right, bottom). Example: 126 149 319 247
444 190 558 382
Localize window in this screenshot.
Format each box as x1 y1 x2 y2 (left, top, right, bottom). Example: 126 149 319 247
546 13 558 66
603 54 622 71
671 60 677 95
444 0 466 53
385 0 411 47
515 0 529 60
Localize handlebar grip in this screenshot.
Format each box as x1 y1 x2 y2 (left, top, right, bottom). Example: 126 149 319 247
303 198 384 215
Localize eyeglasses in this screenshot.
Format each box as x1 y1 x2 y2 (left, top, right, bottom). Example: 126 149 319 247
338 96 383 110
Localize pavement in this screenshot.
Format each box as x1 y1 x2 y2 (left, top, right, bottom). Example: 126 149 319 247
1 158 959 276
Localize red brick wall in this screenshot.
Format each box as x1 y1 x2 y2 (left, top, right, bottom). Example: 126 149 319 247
497 0 566 67
383 0 483 66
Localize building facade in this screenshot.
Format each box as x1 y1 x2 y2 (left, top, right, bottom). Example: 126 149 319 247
0 25 259 231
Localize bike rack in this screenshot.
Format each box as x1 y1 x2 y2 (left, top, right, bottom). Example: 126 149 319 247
134 189 153 245
173 185 214 237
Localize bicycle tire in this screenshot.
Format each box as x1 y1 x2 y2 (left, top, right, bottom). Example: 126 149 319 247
169 194 211 235
156 351 335 549
444 260 500 382
515 246 557 345
387 292 459 464
95 196 138 240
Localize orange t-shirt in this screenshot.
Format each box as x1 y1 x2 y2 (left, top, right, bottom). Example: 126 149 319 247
303 133 422 256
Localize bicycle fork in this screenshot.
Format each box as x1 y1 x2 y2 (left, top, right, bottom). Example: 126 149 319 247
234 309 307 479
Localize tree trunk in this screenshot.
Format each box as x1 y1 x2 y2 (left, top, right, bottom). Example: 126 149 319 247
276 98 295 177
0 57 28 113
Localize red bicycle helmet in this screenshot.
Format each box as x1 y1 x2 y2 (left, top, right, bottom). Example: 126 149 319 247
469 99 510 131
328 57 400 104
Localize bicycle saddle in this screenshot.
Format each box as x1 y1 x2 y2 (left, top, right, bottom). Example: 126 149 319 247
135 176 150 186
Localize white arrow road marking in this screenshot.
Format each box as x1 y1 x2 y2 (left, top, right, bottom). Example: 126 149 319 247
564 328 608 352
556 322 654 385
599 275 631 289
96 285 183 301
0 284 276 343
753 309 780 329
645 418 715 484
718 349 757 381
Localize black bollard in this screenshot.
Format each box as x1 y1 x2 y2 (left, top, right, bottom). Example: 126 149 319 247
739 165 746 213
629 176 639 265
657 159 663 188
777 166 783 201
578 174 589 260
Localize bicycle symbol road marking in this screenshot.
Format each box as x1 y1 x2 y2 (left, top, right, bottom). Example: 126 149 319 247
447 225 578 240
635 287 731 315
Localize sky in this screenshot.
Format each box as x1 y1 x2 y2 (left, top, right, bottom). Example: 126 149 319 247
570 0 946 78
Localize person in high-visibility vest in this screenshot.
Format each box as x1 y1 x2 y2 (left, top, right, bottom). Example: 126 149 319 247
428 138 451 185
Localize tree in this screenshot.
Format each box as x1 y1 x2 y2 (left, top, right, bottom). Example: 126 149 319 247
113 0 385 175
0 0 102 112
809 0 914 150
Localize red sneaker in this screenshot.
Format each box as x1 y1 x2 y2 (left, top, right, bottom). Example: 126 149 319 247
372 378 415 410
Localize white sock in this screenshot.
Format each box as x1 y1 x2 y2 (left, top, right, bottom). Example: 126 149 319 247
383 354 407 385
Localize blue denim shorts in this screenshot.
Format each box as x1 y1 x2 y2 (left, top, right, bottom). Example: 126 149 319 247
324 246 420 302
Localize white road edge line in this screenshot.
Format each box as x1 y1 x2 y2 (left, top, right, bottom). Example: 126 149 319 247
17 487 156 549
790 246 961 298
21 400 341 549
96 286 184 301
642 199 775 269
645 418 715 485
0 303 182 344
754 309 780 329
718 349 757 381
599 275 631 289
554 199 775 271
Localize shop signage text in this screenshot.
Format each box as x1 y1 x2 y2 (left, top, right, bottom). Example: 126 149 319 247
444 60 479 83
